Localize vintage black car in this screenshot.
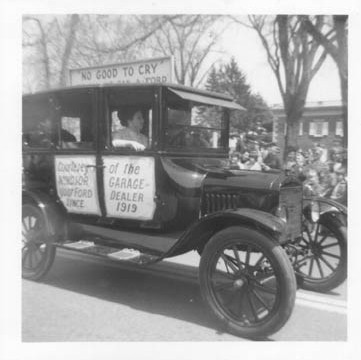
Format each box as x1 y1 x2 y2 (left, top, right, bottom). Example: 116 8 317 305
22 83 347 339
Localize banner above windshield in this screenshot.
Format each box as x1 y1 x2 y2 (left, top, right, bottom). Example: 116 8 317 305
168 88 245 111
69 57 174 86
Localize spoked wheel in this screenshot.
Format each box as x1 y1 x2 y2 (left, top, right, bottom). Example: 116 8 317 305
199 226 296 339
22 204 56 280
294 214 347 293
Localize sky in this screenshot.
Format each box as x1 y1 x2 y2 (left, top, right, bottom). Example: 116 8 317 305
214 20 340 106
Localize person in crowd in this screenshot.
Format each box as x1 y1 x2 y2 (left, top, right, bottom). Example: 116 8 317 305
319 143 328 163
318 168 335 197
235 132 247 153
263 142 282 170
284 148 297 169
329 139 344 162
252 141 262 159
308 147 329 175
305 148 314 164
330 167 347 205
229 133 239 152
113 107 148 151
229 152 245 169
327 161 338 187
241 150 250 164
331 149 344 172
245 151 262 171
296 149 306 167
303 168 323 197
284 148 299 175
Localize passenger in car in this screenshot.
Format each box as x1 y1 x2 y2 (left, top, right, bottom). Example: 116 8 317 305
25 117 77 148
112 107 148 151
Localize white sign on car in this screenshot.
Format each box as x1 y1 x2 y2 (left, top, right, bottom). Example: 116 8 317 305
54 155 101 215
69 56 174 86
103 156 156 220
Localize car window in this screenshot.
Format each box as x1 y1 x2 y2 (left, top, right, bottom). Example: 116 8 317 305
165 100 227 151
56 91 94 149
22 95 55 149
107 89 154 151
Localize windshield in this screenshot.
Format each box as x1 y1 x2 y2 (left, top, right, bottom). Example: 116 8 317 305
165 93 228 151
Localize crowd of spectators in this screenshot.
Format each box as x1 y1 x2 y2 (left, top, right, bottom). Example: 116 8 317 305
284 142 347 205
229 133 347 206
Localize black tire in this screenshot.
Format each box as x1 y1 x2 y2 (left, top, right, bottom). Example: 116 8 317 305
199 226 296 339
295 214 347 292
22 204 56 280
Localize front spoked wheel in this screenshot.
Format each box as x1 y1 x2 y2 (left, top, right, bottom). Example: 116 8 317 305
294 214 347 292
22 204 56 280
199 226 296 339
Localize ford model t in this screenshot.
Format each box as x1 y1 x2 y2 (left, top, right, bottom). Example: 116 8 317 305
22 82 347 338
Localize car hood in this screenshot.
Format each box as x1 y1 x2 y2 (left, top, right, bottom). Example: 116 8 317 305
160 156 287 193
203 168 285 192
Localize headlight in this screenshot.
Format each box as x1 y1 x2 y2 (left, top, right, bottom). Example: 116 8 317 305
276 205 288 223
310 201 320 222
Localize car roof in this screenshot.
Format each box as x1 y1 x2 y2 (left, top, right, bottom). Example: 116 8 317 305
22 82 234 102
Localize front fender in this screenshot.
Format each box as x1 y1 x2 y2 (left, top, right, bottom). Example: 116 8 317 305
303 197 347 226
22 189 67 241
163 208 287 258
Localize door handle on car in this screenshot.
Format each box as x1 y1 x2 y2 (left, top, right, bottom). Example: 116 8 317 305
85 164 106 169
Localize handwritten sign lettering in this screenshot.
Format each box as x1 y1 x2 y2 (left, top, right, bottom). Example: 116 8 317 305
103 156 156 220
69 56 173 86
55 156 101 215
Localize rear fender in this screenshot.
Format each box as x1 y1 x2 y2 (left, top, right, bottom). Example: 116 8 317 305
22 189 67 241
164 208 287 257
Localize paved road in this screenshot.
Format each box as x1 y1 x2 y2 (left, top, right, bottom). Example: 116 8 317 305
22 249 347 342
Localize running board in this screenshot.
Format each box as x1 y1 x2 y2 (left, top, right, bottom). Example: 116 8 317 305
55 240 160 265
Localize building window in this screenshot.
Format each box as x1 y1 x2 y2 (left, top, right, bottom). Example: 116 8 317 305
309 120 328 137
322 122 329 136
336 121 344 137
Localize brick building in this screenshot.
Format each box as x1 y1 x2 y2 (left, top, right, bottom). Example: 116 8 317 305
271 100 344 154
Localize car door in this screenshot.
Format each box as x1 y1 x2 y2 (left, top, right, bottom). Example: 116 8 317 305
53 89 102 219
99 87 158 224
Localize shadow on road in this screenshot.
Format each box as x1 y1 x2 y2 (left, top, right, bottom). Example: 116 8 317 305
32 251 272 341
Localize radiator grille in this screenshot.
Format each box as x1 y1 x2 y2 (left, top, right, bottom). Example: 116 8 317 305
203 186 303 238
203 193 238 214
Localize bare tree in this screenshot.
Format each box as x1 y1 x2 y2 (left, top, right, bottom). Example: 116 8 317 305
143 15 224 87
23 16 53 89
58 15 80 86
23 15 82 90
234 15 328 156
71 15 181 66
302 15 348 147
22 15 177 92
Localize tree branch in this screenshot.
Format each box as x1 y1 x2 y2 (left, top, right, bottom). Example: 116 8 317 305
310 49 328 79
301 15 338 61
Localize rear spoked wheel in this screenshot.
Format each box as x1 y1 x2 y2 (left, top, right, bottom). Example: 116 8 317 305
199 226 296 339
22 204 56 280
294 214 347 292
